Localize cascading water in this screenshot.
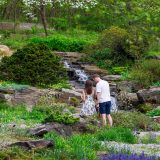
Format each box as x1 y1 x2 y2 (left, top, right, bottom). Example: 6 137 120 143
63 60 118 112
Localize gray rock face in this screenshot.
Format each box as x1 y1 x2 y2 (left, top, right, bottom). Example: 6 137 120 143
118 91 139 110
137 87 160 104
103 75 121 81
10 140 54 150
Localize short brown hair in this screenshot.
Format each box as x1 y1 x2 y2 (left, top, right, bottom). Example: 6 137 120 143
92 74 100 79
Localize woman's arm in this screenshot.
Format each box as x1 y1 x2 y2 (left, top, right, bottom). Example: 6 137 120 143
81 90 86 102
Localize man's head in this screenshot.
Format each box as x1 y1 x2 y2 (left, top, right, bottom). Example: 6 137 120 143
92 74 101 83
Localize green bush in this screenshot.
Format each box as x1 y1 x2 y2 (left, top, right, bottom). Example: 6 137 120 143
0 43 67 86
30 36 88 52
85 26 149 67
112 111 160 131
96 127 137 144
129 59 160 88
137 103 153 113
44 111 79 125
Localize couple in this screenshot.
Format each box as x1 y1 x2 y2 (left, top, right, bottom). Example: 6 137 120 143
80 74 113 127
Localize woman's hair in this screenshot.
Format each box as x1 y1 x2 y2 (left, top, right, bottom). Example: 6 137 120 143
85 80 93 95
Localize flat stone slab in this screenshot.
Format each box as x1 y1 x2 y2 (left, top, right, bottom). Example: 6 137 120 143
103 75 121 81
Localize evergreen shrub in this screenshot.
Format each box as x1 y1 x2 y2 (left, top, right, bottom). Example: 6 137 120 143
0 43 67 86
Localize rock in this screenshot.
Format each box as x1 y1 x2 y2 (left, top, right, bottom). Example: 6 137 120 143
0 45 12 58
153 116 160 123
10 140 54 150
29 123 73 137
118 91 139 110
11 87 44 109
81 64 107 76
103 75 121 81
146 55 160 60
0 88 15 94
137 87 160 104
55 52 83 62
117 81 135 93
29 121 96 137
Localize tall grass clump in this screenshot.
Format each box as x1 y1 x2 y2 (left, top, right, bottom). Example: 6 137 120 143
129 59 160 88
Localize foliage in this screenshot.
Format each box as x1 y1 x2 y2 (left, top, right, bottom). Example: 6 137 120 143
30 36 89 52
69 97 80 107
96 127 137 144
0 81 29 91
0 43 67 86
147 109 160 117
137 103 154 113
50 80 71 90
129 59 160 88
112 66 128 75
49 17 68 30
101 153 157 160
112 111 160 131
44 111 79 125
85 26 148 69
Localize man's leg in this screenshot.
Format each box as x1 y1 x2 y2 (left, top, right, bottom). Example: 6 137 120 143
107 114 113 127
101 114 107 126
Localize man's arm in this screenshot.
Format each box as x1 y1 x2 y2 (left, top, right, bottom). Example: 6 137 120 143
96 92 101 107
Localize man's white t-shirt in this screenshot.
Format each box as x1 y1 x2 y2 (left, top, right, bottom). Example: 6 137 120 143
96 80 111 103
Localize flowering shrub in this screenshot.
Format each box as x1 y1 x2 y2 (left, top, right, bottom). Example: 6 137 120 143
101 153 157 160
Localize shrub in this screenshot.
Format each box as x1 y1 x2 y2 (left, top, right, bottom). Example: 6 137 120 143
69 97 80 107
129 59 160 88
137 103 154 113
112 112 160 131
101 153 157 160
43 111 79 125
0 43 67 86
85 26 149 67
96 127 136 144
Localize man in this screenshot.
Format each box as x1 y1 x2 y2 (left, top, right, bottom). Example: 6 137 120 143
92 74 113 126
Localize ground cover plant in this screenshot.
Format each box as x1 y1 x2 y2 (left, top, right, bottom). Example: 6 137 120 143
100 153 157 160
147 109 160 117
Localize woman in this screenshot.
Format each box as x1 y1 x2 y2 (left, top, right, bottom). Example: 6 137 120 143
80 80 96 116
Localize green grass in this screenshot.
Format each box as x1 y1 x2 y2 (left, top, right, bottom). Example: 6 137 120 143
145 51 160 56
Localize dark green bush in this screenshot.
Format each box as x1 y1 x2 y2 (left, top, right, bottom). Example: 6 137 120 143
129 59 160 88
85 26 149 67
0 43 67 86
44 111 79 125
30 36 88 52
147 109 160 117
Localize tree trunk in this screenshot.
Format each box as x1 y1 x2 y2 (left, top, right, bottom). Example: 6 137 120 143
40 0 48 36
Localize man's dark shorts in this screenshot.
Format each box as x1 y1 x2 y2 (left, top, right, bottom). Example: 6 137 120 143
99 101 111 114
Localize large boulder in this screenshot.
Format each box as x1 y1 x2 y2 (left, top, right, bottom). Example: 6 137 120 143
103 75 121 81
10 140 54 150
137 87 160 104
29 122 95 137
0 45 12 59
81 64 107 76
118 91 139 110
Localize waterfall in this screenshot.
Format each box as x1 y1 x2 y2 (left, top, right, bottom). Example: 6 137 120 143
63 60 118 112
64 61 89 83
